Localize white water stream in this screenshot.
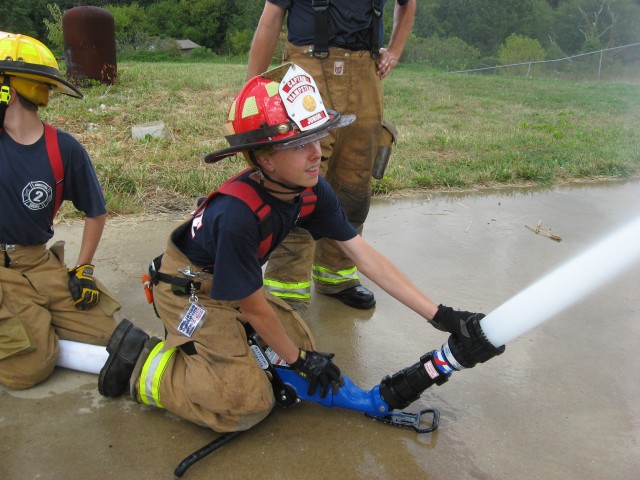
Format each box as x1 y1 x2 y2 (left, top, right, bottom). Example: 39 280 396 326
480 216 640 347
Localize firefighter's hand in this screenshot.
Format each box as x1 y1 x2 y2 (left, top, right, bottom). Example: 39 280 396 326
430 304 481 337
447 313 505 369
68 264 100 309
291 349 344 398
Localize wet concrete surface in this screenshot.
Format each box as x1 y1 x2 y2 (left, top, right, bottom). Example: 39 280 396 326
1 181 639 480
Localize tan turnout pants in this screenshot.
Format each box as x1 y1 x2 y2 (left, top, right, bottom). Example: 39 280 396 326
264 43 384 300
0 242 120 389
135 223 316 432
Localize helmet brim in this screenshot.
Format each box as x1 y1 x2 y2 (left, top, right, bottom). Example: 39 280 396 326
204 110 356 164
0 61 83 99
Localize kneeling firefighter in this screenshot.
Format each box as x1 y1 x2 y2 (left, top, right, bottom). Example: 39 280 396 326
0 31 149 392
116 64 357 432
101 63 497 436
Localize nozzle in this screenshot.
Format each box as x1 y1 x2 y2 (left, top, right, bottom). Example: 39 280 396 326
379 351 449 411
379 315 505 411
446 313 505 369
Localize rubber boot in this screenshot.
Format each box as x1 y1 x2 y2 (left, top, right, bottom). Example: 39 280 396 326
98 319 149 397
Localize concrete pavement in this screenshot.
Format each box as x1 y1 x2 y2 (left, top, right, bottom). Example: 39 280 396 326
1 181 639 480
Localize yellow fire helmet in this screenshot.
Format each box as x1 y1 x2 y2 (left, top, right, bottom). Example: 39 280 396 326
0 31 82 107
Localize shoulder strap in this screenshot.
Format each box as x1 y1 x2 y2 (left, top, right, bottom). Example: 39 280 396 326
299 188 317 218
221 181 274 259
193 167 254 217
312 0 330 59
0 123 65 218
195 169 317 260
371 0 383 59
194 168 273 259
44 123 64 218
193 168 252 217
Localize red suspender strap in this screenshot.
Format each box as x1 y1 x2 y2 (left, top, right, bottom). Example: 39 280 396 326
194 168 273 259
44 124 64 217
299 187 317 218
194 168 316 260
221 181 273 259
193 168 253 217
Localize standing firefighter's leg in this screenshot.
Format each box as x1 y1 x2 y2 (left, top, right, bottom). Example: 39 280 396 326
310 49 383 309
264 228 315 312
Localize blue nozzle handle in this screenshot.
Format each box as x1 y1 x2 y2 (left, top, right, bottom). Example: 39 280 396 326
274 367 391 417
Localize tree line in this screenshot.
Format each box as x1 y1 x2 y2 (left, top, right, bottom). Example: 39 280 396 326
2 0 639 64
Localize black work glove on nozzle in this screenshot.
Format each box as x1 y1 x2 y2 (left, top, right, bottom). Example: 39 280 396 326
432 305 506 368
290 349 344 398
68 264 100 310
430 304 479 337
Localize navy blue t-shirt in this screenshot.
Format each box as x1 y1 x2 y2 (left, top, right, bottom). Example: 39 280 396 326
268 0 410 50
175 172 357 301
0 127 107 245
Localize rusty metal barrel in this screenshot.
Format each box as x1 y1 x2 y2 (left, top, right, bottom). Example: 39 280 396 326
63 6 117 85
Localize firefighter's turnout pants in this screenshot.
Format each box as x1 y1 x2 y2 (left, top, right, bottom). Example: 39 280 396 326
263 43 384 302
0 242 119 389
133 223 316 433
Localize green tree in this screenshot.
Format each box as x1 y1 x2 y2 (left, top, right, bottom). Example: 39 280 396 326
105 3 150 42
498 33 546 74
146 0 184 39
43 3 64 54
1 0 49 38
552 0 640 54
411 0 441 38
224 0 269 55
1 0 102 44
434 0 552 55
180 0 229 50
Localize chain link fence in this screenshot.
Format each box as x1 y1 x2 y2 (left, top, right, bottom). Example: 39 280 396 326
449 42 640 83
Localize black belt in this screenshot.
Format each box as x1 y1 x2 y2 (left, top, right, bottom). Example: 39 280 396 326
148 254 201 295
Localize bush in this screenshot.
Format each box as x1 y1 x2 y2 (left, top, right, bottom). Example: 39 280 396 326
545 43 566 61
225 29 253 56
402 35 480 71
190 46 217 60
498 34 546 76
471 56 500 72
117 36 182 61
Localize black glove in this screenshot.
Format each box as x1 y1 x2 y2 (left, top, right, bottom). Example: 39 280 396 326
68 264 100 310
430 304 478 337
446 312 505 368
290 349 344 398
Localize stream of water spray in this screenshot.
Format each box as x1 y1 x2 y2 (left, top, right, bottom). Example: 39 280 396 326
480 215 640 348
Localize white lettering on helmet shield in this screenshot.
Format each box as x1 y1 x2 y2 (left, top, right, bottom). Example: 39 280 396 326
22 181 53 210
279 65 329 132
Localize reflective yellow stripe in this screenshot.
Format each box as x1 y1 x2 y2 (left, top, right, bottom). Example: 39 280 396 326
312 264 359 285
138 341 176 409
263 279 311 300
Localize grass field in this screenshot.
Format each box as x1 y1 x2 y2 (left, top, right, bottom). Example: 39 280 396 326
42 61 640 216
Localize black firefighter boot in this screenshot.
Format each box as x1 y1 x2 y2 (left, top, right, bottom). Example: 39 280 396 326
99 319 149 397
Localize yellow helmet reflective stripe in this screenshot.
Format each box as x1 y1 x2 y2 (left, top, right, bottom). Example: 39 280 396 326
0 31 82 106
